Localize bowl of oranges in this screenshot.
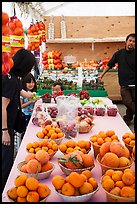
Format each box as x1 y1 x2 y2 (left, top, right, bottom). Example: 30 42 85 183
7 175 51 202
17 151 55 180
57 150 95 176
122 132 135 154
52 171 99 202
96 141 133 175
26 140 58 160
90 130 119 158
36 125 65 145
100 168 135 202
59 139 91 155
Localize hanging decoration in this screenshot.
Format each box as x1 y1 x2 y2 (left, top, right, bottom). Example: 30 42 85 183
9 7 25 57
2 12 14 75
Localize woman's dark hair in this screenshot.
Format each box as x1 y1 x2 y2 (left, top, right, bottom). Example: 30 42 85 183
21 72 37 92
10 48 36 77
126 33 135 41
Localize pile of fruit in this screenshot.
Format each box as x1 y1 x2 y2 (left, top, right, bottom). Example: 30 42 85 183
9 15 24 56
58 150 94 169
97 141 132 169
101 168 135 199
52 170 98 196
26 139 58 155
7 175 50 202
36 125 64 140
2 12 14 74
122 132 135 154
79 90 90 100
42 50 63 70
59 140 91 154
90 130 119 146
19 151 53 174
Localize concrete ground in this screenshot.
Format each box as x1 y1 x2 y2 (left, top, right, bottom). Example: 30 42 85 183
115 102 134 133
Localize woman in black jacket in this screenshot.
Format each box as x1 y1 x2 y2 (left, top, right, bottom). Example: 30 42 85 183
2 49 36 192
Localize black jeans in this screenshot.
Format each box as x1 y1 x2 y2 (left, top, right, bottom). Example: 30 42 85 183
120 86 135 132
2 128 14 193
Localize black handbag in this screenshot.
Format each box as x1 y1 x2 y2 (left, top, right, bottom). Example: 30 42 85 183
14 97 26 133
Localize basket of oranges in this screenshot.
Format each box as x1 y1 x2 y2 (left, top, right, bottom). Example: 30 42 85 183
122 132 135 154
90 130 119 158
36 125 65 145
100 168 135 202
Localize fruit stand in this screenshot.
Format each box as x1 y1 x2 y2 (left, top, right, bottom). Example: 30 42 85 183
2 97 135 202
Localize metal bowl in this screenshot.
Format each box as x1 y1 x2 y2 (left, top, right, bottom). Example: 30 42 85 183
55 186 99 202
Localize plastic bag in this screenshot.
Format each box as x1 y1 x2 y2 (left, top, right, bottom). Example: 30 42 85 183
56 95 80 138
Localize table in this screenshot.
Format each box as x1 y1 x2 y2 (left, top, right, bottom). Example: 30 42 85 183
2 97 135 202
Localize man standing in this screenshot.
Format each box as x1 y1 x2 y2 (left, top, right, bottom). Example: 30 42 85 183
98 33 135 132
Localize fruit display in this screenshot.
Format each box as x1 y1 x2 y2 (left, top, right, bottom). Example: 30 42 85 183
90 130 120 157
107 104 118 116
31 111 53 127
100 168 135 202
42 50 63 70
17 151 54 180
27 22 40 51
9 15 25 56
2 12 14 75
96 141 133 174
91 98 107 106
59 139 91 154
77 116 94 133
122 132 135 153
52 171 99 202
7 174 50 202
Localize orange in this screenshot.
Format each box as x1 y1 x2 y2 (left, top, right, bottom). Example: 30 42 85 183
26 143 33 150
102 175 112 182
111 170 123 182
16 185 28 198
17 197 27 202
124 168 135 176
68 172 85 188
14 27 23 36
120 186 135 197
105 169 115 177
55 127 62 133
115 180 125 189
36 132 44 139
88 177 98 190
26 159 42 174
26 191 39 202
45 125 52 131
52 175 65 190
32 141 39 148
57 132 64 138
15 20 23 28
82 170 92 179
122 172 135 185
90 135 97 143
79 182 94 195
61 182 75 196
25 153 36 163
52 143 58 151
102 178 115 192
77 140 86 148
2 12 9 25
97 137 104 145
41 161 53 172
28 148 35 153
81 154 94 167
66 147 74 154
106 130 115 137
59 144 67 153
14 174 27 187
35 149 49 165
66 140 77 148
25 177 39 191
7 187 18 200
37 183 50 198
